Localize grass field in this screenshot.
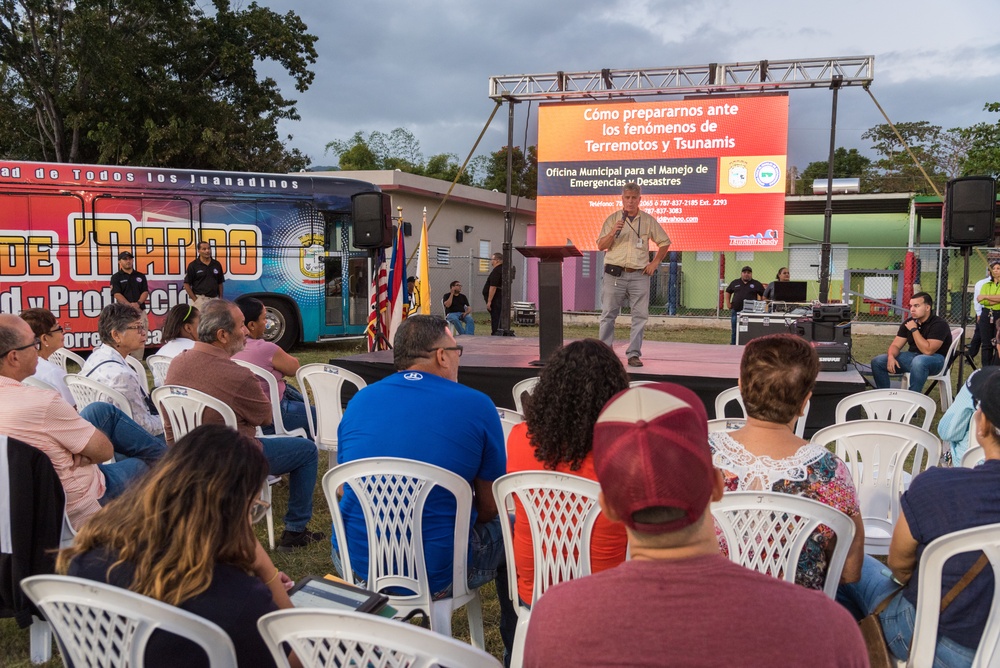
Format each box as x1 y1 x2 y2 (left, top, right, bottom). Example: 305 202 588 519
3 317 961 665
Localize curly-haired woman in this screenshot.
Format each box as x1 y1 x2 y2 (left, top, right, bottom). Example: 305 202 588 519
506 339 630 605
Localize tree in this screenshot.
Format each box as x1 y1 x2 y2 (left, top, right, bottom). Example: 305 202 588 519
423 153 472 185
861 121 952 194
326 129 475 185
954 103 1000 178
797 147 872 193
0 0 316 171
480 145 537 199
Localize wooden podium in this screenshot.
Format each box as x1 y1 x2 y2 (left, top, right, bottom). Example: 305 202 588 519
516 245 582 366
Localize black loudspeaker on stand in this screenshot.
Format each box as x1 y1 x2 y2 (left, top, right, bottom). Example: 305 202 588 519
352 192 393 249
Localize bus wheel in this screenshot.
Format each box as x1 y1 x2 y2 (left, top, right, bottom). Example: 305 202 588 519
261 300 298 351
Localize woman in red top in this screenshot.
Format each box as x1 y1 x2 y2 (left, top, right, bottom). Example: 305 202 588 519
506 339 630 604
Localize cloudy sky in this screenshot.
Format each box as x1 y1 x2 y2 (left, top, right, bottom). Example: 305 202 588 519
257 0 1000 173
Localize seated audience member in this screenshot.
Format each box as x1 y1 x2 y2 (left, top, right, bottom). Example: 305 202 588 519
20 307 75 406
871 291 952 394
58 425 300 668
152 303 200 386
938 367 996 466
233 297 313 434
164 299 322 552
0 314 166 530
82 303 163 437
507 339 629 605
837 369 1000 666
709 334 864 590
336 314 514 656
523 383 867 667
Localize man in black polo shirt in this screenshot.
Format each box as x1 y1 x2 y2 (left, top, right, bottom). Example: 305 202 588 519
110 251 149 311
871 291 953 393
183 241 225 309
724 266 764 345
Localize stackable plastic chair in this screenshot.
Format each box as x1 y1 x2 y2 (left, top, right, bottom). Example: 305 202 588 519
322 457 485 648
145 353 172 388
810 420 941 555
496 407 524 445
962 414 985 468
492 471 604 668
908 523 1000 668
20 575 238 668
835 388 937 430
714 386 810 438
711 491 856 599
22 376 57 392
64 374 134 420
234 359 308 437
48 348 86 373
707 418 745 433
511 377 539 414
295 363 367 468
152 385 275 549
257 609 502 668
125 354 150 394
900 327 963 411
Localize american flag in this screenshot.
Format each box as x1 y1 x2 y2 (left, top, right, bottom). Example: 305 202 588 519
365 248 390 352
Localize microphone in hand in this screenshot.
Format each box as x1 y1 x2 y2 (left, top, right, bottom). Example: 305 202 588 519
614 217 625 239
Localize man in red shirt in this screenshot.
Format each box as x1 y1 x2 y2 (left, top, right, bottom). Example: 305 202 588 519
523 383 867 667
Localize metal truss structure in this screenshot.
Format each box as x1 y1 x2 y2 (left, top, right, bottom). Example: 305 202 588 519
489 56 874 101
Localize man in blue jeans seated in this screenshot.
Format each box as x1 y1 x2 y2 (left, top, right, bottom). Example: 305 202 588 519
871 292 952 394
442 281 475 335
837 368 1000 666
335 315 514 660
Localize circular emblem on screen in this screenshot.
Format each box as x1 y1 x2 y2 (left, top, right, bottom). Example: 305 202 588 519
403 372 423 381
728 163 748 189
754 161 781 188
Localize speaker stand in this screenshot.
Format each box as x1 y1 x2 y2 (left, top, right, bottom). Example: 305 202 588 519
955 246 973 388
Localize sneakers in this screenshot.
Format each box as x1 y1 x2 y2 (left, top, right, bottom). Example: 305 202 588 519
627 356 643 367
276 528 326 552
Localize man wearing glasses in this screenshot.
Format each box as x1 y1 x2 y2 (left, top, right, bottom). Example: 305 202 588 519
335 314 515 661
0 315 165 530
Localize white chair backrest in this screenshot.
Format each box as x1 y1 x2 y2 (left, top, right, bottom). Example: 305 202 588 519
234 359 305 437
628 380 657 387
151 385 238 439
962 445 986 469
908 523 1000 668
125 355 150 394
711 491 856 599
257 609 502 668
496 408 524 444
48 348 86 373
707 418 746 433
20 575 238 668
512 377 539 414
145 353 172 388
295 363 367 450
64 374 134 419
22 376 57 392
322 457 473 611
810 420 941 554
835 388 937 430
714 386 810 437
493 472 603 603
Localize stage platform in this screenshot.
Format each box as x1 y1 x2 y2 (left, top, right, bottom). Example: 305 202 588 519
331 336 867 436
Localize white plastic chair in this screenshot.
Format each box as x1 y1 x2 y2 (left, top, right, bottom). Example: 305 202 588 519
64 374 134 419
908 523 1000 668
711 491 856 599
296 363 367 468
257 609 502 668
22 376 57 392
152 385 276 549
810 420 941 555
492 471 604 668
511 377 539 414
48 348 86 373
835 388 937 431
145 353 172 388
707 418 746 433
962 446 985 469
322 457 485 648
496 407 524 445
234 359 308 438
20 574 238 668
714 386 810 438
125 354 150 394
900 327 963 411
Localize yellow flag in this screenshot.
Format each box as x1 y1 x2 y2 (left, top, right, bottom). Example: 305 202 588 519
418 219 431 314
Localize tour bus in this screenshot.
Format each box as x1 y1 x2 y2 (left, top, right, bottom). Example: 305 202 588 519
0 160 385 350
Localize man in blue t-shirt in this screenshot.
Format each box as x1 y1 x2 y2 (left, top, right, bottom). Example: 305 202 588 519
335 314 513 655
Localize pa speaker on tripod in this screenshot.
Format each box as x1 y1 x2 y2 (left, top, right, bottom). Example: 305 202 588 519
352 191 392 249
944 177 997 247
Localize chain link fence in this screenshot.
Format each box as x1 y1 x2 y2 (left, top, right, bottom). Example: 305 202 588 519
406 254 526 316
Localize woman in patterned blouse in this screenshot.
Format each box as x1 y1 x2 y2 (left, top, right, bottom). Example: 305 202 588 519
709 334 865 590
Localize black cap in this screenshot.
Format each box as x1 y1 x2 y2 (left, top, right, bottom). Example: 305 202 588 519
969 367 1000 427
741 265 753 273
118 251 133 260
407 276 416 284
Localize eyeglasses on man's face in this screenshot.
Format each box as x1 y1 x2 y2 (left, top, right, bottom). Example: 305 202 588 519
0 338 40 357
426 345 463 358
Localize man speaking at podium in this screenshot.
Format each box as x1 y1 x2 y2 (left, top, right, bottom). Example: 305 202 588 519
596 182 671 368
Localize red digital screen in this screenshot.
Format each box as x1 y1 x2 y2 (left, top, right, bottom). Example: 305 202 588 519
536 94 789 252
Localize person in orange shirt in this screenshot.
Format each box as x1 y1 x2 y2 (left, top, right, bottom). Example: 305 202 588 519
505 339 630 605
